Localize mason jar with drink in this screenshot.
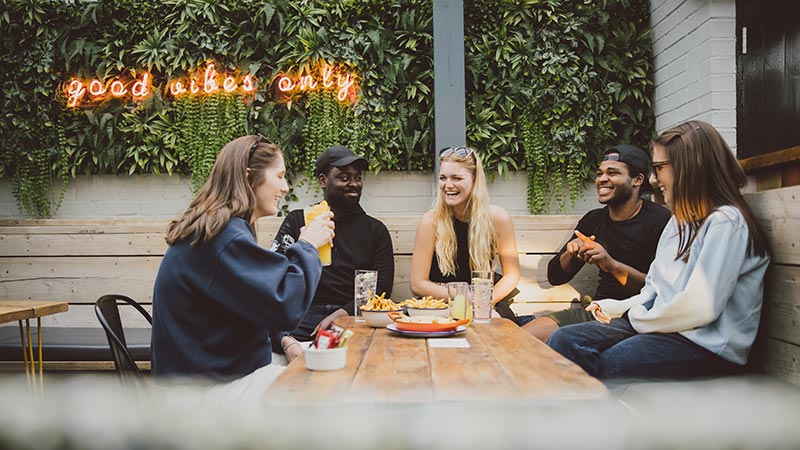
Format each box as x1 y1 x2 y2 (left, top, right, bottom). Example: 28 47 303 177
470 270 493 324
447 281 472 324
304 201 332 266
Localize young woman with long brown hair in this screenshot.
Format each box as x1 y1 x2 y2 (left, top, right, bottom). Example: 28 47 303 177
410 147 523 321
548 121 770 380
151 135 334 397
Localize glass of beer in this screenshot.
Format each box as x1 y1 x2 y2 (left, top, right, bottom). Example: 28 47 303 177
303 201 332 266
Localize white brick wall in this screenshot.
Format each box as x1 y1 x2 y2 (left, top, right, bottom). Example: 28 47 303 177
0 173 599 219
651 0 737 153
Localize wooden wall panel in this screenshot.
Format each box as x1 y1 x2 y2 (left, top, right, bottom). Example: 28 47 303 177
744 185 800 265
761 338 800 386
764 265 800 347
0 256 161 303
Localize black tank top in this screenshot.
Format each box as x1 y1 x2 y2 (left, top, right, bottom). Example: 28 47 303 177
429 218 472 283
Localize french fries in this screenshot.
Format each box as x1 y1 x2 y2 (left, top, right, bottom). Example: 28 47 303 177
360 292 402 311
400 296 448 309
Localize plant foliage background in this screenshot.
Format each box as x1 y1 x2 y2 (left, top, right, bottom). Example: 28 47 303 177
0 0 653 217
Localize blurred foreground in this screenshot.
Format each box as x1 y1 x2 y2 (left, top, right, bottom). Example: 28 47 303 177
1 373 799 450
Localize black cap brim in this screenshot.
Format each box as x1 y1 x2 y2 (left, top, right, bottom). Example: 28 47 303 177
330 155 368 170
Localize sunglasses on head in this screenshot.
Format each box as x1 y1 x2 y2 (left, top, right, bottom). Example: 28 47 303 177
440 146 474 158
249 134 273 158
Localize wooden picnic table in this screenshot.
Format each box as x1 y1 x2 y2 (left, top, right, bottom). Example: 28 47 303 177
264 317 606 405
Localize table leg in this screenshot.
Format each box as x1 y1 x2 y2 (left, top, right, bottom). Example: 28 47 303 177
18 321 31 389
26 319 39 398
37 317 43 398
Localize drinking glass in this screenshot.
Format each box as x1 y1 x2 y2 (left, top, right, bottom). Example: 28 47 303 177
354 270 378 322
304 202 332 266
446 282 471 322
470 270 493 324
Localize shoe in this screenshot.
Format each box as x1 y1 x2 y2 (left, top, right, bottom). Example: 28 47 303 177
514 314 536 326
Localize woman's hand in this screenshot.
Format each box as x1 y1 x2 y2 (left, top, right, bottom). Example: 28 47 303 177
299 211 335 248
586 302 612 324
281 335 303 363
311 308 349 337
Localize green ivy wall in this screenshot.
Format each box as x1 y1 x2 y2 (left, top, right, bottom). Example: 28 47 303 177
0 0 654 217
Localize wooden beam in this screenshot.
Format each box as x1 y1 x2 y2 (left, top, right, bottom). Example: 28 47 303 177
739 146 800 173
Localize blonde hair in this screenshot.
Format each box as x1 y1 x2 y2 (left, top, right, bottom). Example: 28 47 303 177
166 135 282 247
433 148 495 276
651 120 768 261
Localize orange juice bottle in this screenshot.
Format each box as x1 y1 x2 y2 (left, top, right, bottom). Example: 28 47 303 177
304 201 332 266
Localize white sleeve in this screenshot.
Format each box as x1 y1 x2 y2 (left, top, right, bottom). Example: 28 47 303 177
593 282 655 319
628 213 748 333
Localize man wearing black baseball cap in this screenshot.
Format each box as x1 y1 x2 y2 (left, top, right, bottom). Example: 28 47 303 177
271 146 394 361
523 144 671 342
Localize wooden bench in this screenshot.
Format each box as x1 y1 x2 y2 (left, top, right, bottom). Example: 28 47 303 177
0 214 594 370
0 185 797 387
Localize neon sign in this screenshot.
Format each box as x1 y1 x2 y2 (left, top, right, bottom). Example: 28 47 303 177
64 62 358 108
168 63 255 98
64 63 256 108
66 72 153 108
274 63 357 103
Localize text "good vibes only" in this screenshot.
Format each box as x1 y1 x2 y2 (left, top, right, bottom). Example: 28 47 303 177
64 63 358 108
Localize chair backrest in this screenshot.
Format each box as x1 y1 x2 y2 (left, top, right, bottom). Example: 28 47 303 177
94 294 152 391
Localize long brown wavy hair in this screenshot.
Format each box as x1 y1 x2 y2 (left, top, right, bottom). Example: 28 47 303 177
165 135 282 247
651 120 768 261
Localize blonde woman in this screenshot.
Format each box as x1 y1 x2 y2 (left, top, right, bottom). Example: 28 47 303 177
410 147 525 323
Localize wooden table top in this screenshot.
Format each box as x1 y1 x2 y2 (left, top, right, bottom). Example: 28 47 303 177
264 317 607 405
0 300 69 324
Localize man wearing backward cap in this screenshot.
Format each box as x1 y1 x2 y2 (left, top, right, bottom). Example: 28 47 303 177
523 144 671 342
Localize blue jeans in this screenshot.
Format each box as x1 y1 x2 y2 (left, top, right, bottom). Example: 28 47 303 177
547 318 742 380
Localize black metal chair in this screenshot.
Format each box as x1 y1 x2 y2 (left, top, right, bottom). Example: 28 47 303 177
94 294 152 392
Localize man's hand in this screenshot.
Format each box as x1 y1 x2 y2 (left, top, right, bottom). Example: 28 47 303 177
575 231 628 286
311 308 349 337
566 230 596 259
281 335 303 363
577 239 611 270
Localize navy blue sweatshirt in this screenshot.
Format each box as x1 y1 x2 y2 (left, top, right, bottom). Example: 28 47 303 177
151 217 321 382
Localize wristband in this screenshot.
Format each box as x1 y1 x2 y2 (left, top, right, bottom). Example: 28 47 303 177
283 341 301 352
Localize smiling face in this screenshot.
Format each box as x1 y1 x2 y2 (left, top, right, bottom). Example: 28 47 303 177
596 160 637 205
438 161 474 211
320 164 363 209
649 144 674 207
252 153 289 219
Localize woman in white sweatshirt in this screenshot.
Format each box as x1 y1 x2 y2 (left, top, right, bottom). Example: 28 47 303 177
547 121 770 380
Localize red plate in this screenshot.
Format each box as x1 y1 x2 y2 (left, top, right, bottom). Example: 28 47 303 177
387 311 469 332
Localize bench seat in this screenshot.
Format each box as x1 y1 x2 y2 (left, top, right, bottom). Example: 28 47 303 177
0 326 150 362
